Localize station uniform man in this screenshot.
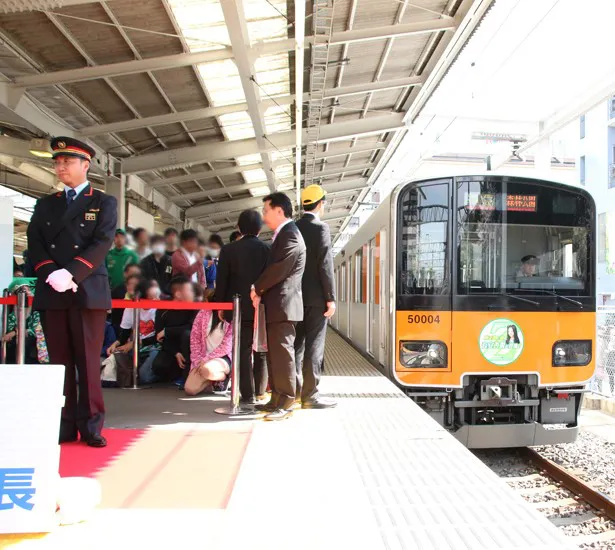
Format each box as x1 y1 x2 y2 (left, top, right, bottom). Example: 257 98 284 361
294 185 337 409
27 137 117 448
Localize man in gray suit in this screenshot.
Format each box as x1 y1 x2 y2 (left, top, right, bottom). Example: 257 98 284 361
295 185 337 409
251 192 306 421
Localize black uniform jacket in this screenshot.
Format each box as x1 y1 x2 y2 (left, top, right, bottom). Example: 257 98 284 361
27 185 117 310
254 221 306 323
295 213 336 308
214 235 270 321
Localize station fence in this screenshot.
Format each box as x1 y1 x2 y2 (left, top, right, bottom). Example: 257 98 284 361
0 285 252 417
592 306 615 398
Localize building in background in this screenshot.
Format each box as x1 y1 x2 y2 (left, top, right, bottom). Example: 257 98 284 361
577 98 615 301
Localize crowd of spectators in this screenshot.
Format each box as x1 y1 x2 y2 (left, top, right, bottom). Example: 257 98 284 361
12 214 261 397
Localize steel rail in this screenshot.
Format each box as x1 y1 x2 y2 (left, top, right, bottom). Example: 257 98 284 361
521 447 615 523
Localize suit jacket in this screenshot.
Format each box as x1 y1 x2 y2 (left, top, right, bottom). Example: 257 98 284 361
27 185 117 310
295 213 336 307
171 249 205 286
254 221 306 323
214 235 270 321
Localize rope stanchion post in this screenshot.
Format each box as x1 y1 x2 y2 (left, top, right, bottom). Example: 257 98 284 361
215 294 253 416
0 289 8 364
123 293 149 390
15 287 27 365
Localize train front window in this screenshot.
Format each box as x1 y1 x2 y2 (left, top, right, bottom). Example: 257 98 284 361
398 182 449 296
456 178 592 296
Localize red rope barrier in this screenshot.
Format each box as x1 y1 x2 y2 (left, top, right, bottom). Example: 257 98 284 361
0 296 233 310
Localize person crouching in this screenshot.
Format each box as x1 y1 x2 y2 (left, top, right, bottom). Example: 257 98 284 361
185 302 233 396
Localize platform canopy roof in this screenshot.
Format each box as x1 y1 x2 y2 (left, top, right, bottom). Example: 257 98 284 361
0 0 490 240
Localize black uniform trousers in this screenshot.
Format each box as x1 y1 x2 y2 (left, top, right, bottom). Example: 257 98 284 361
266 321 297 410
41 309 107 439
295 306 327 402
239 319 268 401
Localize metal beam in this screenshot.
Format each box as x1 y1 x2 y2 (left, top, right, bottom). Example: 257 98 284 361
79 76 421 138
151 163 263 189
187 183 363 219
294 0 305 208
12 49 234 89
220 0 276 192
310 163 373 179
79 97 293 137
12 19 451 90
314 142 386 159
171 176 367 204
323 75 424 99
121 113 404 173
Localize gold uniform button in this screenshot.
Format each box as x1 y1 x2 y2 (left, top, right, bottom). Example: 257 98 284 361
80 223 85 227
74 245 79 249
50 244 55 249
46 222 51 226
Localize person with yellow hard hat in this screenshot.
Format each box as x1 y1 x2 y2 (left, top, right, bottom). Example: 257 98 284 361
294 184 337 409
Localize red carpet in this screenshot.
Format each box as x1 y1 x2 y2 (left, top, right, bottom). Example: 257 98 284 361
59 429 146 478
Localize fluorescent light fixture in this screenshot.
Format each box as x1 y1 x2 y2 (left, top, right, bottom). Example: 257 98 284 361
249 185 270 197
29 138 52 158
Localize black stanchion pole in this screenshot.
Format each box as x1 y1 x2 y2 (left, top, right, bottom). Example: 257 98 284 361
0 289 8 364
215 295 252 416
15 287 27 365
123 293 149 390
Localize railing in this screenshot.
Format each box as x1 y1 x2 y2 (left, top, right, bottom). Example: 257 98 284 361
592 306 615 397
0 289 251 416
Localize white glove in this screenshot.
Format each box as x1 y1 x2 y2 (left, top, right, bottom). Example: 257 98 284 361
46 269 76 293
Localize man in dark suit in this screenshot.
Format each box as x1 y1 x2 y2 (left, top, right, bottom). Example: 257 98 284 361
214 210 270 404
295 185 337 409
251 193 306 421
27 137 117 448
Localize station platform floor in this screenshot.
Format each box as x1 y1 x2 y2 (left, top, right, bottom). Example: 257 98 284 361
0 330 574 550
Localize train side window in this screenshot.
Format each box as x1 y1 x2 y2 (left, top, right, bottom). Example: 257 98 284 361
398 183 449 295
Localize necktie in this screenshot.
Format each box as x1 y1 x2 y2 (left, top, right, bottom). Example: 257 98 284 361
66 188 76 206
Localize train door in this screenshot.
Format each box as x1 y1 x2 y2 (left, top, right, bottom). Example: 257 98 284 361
347 258 352 339
367 238 376 356
378 230 387 365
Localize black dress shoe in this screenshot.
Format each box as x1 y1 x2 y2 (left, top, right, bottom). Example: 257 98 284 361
263 409 293 421
254 402 277 413
84 434 107 448
240 397 257 406
302 397 338 409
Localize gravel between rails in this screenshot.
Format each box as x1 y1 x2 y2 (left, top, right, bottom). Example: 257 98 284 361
474 430 615 549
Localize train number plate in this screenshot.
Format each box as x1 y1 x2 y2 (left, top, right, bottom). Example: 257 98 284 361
407 314 440 324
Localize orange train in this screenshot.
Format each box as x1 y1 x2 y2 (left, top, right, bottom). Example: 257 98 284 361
333 175 595 448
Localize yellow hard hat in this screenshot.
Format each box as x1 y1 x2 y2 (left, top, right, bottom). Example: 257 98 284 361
301 184 326 206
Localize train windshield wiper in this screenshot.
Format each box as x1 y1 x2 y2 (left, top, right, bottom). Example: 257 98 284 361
499 292 539 306
514 288 583 309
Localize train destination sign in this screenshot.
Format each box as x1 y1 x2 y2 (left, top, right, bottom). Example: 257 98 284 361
464 192 537 213
506 194 537 212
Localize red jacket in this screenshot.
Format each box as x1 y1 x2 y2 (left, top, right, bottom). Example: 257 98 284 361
171 249 205 287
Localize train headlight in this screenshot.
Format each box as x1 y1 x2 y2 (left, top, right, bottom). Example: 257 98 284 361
552 340 592 367
400 341 447 368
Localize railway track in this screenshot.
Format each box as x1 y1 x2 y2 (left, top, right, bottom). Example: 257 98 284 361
477 448 615 548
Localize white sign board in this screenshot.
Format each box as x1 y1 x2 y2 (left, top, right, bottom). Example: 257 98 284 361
0 365 65 533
